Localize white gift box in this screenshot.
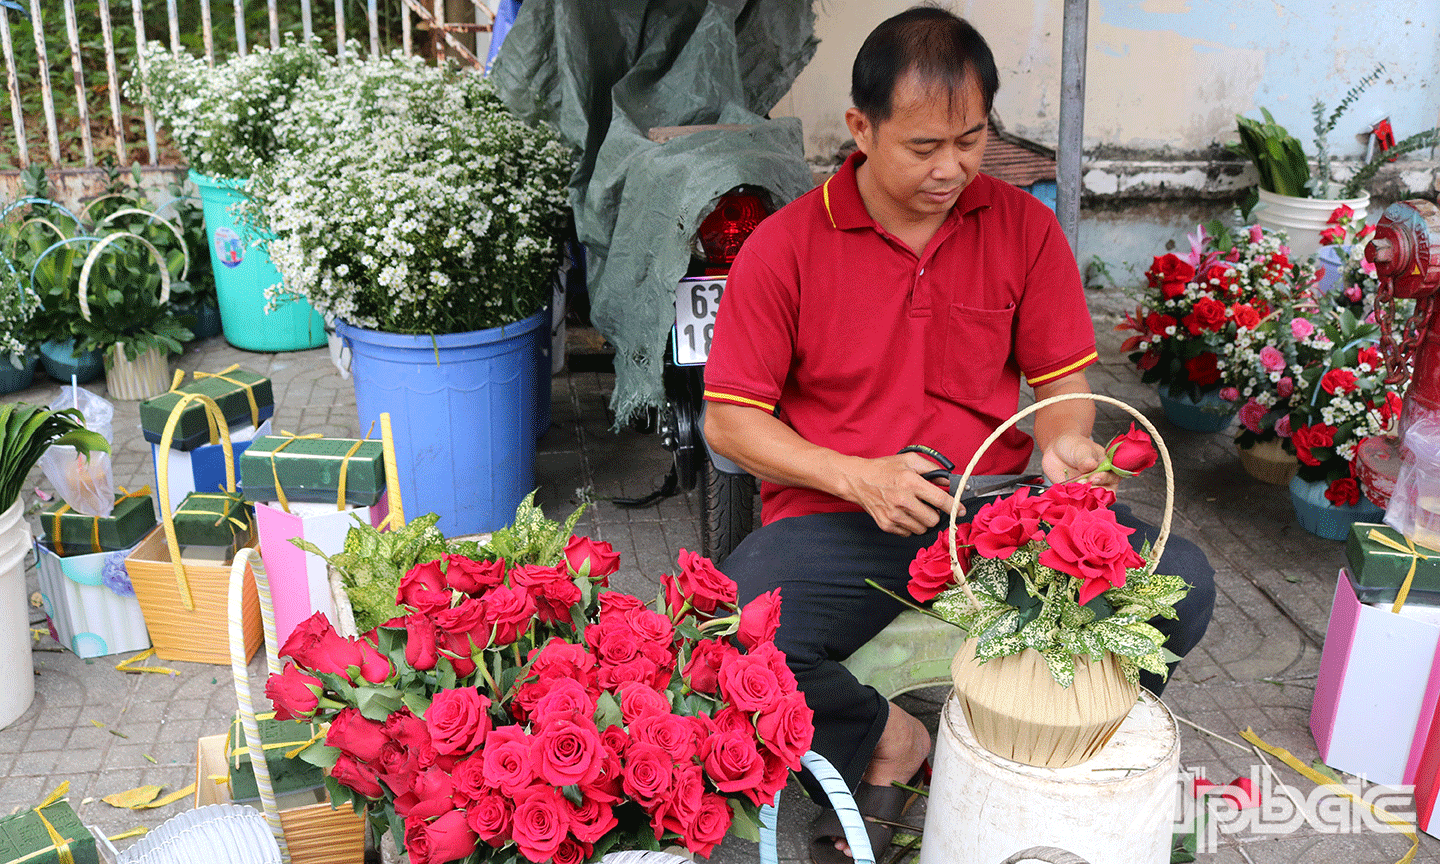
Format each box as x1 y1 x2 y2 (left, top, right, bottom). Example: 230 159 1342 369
34 539 151 658
151 418 273 514
254 498 389 648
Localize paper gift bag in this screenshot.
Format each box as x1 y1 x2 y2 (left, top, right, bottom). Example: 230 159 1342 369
151 417 272 515
255 498 389 648
33 540 150 658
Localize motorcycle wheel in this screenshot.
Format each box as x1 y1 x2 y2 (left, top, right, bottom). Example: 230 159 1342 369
701 454 756 566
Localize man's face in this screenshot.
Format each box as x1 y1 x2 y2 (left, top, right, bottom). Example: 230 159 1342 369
846 72 988 225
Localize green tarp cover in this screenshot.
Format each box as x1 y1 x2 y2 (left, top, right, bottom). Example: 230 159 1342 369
490 0 818 421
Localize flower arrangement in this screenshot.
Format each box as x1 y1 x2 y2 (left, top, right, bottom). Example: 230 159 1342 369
1224 297 1334 450
1119 222 1318 404
905 427 1188 687
241 53 571 335
269 512 812 863
0 256 38 369
1316 204 1380 318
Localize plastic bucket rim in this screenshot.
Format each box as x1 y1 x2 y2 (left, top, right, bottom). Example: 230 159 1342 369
187 169 249 192
1256 188 1370 212
336 311 548 352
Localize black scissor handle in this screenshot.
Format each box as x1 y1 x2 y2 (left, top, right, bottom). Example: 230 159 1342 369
898 445 958 486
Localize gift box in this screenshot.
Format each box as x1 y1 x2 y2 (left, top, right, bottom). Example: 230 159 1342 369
255 499 389 648
1345 522 1440 604
240 436 386 508
1311 567 1440 786
34 540 150 659
38 491 156 557
0 791 98 864
140 365 275 451
151 417 273 515
226 712 327 804
172 491 251 548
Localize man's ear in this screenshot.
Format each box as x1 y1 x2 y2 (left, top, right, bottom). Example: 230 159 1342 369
844 107 873 155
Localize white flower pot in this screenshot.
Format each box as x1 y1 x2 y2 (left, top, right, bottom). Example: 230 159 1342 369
0 499 34 728
1254 189 1370 260
104 343 171 401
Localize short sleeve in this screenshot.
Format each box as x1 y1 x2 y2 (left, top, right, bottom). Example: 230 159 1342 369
1012 205 1097 387
703 234 798 414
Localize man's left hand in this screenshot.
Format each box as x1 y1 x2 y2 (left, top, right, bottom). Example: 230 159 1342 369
1041 431 1118 490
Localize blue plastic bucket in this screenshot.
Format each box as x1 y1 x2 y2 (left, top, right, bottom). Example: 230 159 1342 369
0 355 38 394
189 171 325 352
39 340 104 384
1290 475 1384 541
338 312 545 535
1157 386 1237 433
535 304 552 439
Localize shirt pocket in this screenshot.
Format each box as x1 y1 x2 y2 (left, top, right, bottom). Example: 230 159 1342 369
940 302 1016 402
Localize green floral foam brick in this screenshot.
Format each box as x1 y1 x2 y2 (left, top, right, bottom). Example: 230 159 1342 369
1345 523 1440 602
172 491 250 548
0 795 97 864
139 367 275 451
39 493 157 556
239 436 386 507
227 713 326 802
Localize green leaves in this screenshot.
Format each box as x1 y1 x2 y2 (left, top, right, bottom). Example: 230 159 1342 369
1235 109 1309 196
479 491 587 568
0 403 110 510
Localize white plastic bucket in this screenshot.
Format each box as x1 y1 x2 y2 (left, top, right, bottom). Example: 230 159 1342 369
0 500 35 728
1253 189 1369 260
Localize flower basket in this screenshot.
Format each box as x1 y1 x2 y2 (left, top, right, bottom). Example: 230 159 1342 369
942 393 1175 769
1289 475 1383 541
1237 438 1299 486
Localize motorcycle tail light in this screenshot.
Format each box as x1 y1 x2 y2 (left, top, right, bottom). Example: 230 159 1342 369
698 190 771 267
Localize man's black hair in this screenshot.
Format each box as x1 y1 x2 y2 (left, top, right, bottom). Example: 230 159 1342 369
851 6 999 124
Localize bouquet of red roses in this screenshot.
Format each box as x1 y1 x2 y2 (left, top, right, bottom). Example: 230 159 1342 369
906 427 1187 688
266 532 812 864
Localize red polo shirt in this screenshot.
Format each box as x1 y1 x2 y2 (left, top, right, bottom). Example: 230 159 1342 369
704 152 1097 526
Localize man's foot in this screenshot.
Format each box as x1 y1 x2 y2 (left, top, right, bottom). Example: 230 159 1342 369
814 702 930 861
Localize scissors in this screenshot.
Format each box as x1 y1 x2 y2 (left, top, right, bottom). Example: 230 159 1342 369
898 444 1046 502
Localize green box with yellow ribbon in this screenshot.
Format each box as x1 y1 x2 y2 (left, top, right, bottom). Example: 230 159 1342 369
140 365 275 451
171 491 251 548
239 435 386 508
226 712 327 803
38 490 156 557
1345 523 1440 604
0 788 97 864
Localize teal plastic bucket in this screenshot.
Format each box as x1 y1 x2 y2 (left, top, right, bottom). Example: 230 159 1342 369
1157 386 1236 433
189 171 325 352
0 355 38 394
39 340 103 384
1290 475 1384 541
337 312 545 535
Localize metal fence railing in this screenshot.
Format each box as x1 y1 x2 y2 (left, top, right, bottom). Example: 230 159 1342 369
0 0 494 169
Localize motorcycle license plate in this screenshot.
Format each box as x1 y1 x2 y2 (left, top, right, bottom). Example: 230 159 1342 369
673 277 726 366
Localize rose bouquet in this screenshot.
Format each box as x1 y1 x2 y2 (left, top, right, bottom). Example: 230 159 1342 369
905 426 1188 687
1224 302 1333 451
267 528 812 863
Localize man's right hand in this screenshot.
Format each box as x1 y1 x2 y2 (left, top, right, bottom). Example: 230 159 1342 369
839 451 960 536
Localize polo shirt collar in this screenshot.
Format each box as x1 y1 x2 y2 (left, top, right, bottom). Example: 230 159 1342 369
820 150 993 232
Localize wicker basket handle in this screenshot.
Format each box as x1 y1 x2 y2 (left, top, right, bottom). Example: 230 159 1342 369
944 392 1174 611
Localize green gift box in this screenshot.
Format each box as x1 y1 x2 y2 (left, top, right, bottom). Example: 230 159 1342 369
239 436 386 507
172 491 251 548
39 491 156 556
227 713 327 803
0 792 97 864
1345 522 1440 604
140 365 275 451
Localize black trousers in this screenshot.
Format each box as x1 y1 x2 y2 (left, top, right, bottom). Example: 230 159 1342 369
718 502 1216 799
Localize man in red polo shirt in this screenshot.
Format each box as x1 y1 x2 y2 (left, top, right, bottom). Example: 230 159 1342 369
704 8 1214 863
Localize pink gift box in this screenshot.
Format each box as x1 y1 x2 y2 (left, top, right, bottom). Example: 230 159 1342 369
255 498 389 648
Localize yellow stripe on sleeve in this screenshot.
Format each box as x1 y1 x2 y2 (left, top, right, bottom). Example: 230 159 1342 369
703 390 777 412
822 176 836 229
1026 351 1098 387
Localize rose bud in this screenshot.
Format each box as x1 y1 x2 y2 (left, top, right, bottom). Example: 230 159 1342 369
737 588 783 650
265 664 323 721
1100 422 1158 477
563 535 621 581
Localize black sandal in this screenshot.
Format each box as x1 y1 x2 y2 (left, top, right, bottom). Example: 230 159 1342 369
807 764 928 864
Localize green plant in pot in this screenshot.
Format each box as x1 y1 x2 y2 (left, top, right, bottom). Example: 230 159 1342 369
0 403 110 514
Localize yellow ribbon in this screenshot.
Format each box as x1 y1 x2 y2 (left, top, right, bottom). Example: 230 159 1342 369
48 485 152 556
380 412 404 531
1365 528 1437 614
29 782 75 864
175 492 251 541
1241 728 1417 864
228 713 325 765
335 438 364 511
156 392 235 610
264 431 323 514
194 363 261 429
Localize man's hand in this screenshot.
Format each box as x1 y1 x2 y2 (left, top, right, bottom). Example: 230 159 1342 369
1041 430 1119 490
840 451 960 536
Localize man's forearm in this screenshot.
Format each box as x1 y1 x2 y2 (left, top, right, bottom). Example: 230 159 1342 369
703 402 856 499
1032 370 1096 454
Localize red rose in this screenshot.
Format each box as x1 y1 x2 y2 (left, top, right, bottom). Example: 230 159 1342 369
378 740 421 796
404 614 439 671
1325 477 1361 507
1189 297 1227 333
630 713 704 762
433 597 486 640
563 535 621 580
427 687 492 755
510 784 570 863
265 663 322 721
553 838 592 864
682 639 736 694
672 549 739 617
532 678 596 725
598 591 647 618
326 707 389 763
511 563 583 624
1144 311 1177 336
394 766 455 820
278 612 362 679
654 762 705 842
482 725 537 794
1230 303 1260 330
1292 423 1338 467
1036 482 1115 520
1321 369 1359 394
465 791 514 847
450 755 486 805
398 559 452 614
685 793 734 859
567 797 618 845
736 588 783 650
1148 254 1194 299
355 637 391 684
1183 352 1221 387
907 530 960 603
625 603 676 647
535 718 604 787
969 488 1044 559
699 729 765 794
1357 346 1382 371
1039 508 1146 605
718 649 786 713
1202 263 1238 296
618 681 671 724
404 815 434 864
437 629 477 679
1320 225 1346 246
598 655 665 692
621 741 674 805
526 637 598 686
755 689 814 773
589 619 640 665
1103 422 1158 477
442 554 505 594
385 707 431 749
478 584 537 647
585 728 627 804
331 752 385 799
414 810 477 864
